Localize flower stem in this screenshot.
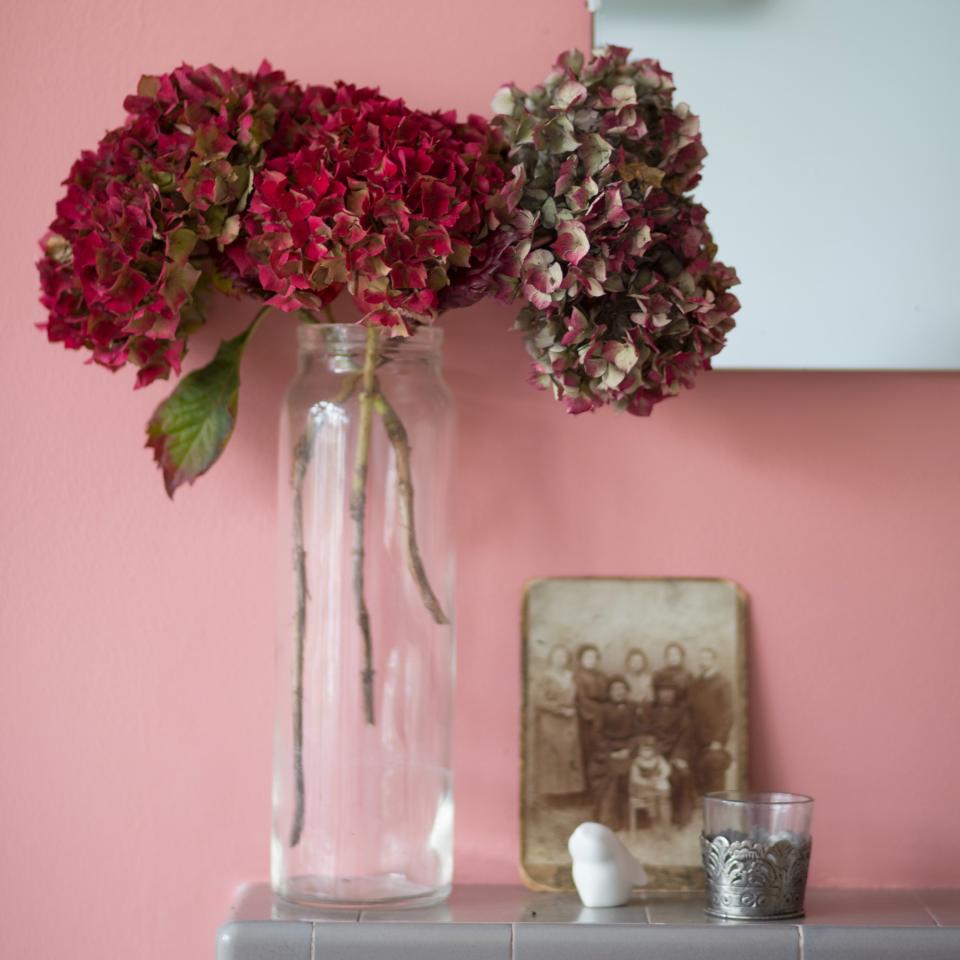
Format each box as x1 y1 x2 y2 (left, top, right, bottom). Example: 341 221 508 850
288 424 312 849
350 325 380 725
373 388 449 626
289 366 361 849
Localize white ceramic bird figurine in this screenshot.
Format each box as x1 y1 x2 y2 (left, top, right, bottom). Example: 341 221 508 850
568 822 648 908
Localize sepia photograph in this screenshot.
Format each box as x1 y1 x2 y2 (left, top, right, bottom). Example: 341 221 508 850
522 578 748 891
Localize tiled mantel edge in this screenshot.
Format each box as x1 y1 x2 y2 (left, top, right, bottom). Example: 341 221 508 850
217 885 960 960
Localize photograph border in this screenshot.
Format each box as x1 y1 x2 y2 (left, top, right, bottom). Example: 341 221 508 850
519 576 749 892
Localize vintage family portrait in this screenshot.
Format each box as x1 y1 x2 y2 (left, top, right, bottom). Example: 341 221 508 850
521 578 748 890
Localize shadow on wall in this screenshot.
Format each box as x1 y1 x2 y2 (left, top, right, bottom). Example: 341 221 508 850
182 295 534 503
444 303 960 487
599 0 771 23
185 288 960 555
174 295 299 501
662 367 960 479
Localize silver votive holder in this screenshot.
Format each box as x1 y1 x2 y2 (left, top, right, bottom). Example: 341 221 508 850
701 791 814 921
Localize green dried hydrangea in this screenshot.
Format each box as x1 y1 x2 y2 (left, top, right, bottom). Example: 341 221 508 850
492 46 740 415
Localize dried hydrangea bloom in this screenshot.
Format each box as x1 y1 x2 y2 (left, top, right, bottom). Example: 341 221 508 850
492 46 741 414
231 82 512 334
37 62 301 387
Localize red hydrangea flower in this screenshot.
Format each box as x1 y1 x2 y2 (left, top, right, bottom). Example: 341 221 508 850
491 46 741 415
38 62 301 387
231 82 511 334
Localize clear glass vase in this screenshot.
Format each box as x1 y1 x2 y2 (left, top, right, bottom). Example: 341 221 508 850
272 321 456 908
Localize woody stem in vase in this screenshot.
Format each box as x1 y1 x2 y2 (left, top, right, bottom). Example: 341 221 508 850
288 304 358 848
373 388 448 627
350 325 380 726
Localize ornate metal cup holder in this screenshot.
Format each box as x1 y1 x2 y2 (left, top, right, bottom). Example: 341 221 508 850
701 833 813 921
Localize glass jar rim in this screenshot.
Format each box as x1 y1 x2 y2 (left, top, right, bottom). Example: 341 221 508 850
705 791 814 806
297 322 443 352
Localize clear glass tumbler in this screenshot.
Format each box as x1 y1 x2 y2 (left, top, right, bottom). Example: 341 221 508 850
272 322 456 908
701 791 814 920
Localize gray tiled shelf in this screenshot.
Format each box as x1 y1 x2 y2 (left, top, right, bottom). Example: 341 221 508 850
218 883 960 960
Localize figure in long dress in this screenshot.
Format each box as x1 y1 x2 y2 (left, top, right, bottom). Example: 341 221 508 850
574 644 608 792
623 647 654 708
534 644 584 797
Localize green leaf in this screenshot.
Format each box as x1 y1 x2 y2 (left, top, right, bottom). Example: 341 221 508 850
145 320 258 497
166 227 198 263
579 133 613 177
427 265 449 291
510 114 536 146
249 103 277 147
203 205 228 241
539 115 579 154
162 260 201 310
208 264 240 297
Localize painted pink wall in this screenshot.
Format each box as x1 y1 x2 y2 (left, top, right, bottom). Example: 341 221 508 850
2 2 959 958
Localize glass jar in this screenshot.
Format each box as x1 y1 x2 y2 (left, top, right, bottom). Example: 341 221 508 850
703 791 814 842
272 322 456 908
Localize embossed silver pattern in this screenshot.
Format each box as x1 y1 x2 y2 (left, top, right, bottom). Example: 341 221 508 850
700 834 812 920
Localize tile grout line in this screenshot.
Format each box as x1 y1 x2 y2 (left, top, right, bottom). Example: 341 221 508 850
509 922 516 960
797 923 805 960
310 920 317 960
910 889 942 927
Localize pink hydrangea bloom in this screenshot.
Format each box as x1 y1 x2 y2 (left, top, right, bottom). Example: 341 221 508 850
38 62 301 386
231 82 511 334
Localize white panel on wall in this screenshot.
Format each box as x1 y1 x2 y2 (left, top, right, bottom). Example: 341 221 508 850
595 0 960 369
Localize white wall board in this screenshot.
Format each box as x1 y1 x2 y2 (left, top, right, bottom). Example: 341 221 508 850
596 0 960 369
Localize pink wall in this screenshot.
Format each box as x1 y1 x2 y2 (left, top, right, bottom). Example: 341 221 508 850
2 2 959 958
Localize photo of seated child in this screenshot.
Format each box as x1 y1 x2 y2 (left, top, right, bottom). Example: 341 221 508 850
629 734 672 839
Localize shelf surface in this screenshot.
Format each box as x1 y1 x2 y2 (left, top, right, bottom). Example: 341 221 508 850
218 883 960 960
